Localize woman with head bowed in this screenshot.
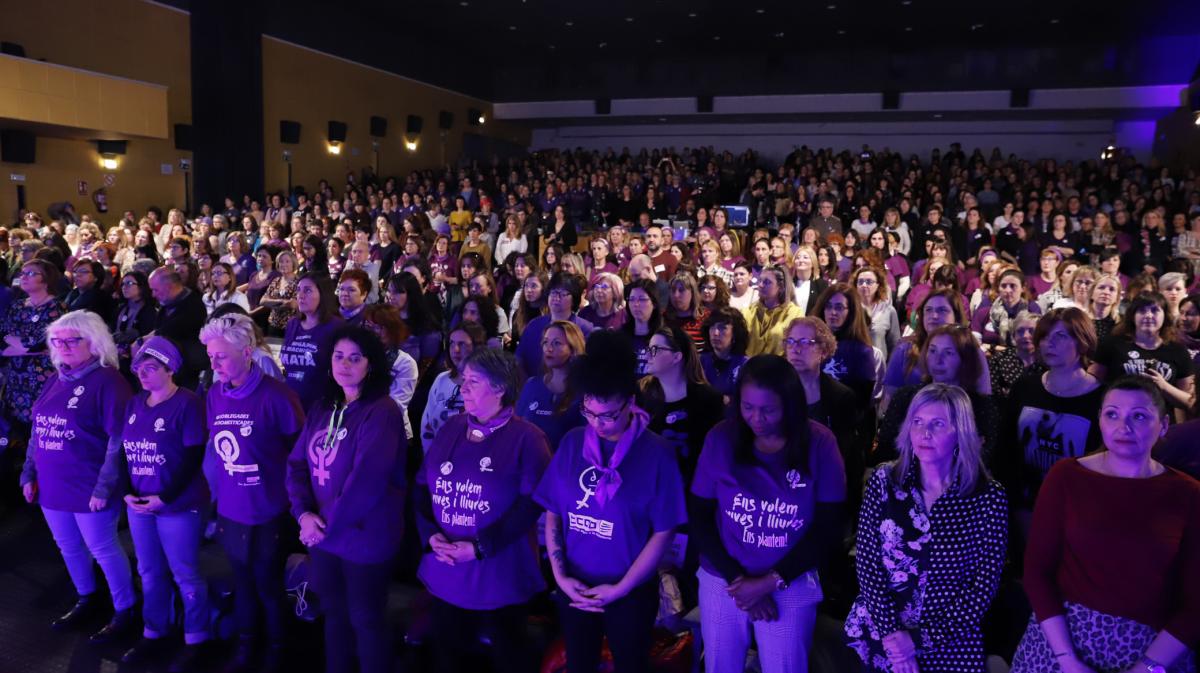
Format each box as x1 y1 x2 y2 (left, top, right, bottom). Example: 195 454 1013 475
535 329 687 673
516 319 586 450
286 325 407 673
691 355 847 673
846 383 1008 673
201 312 306 673
117 337 212 671
415 348 551 673
1012 377 1200 673
743 265 804 357
420 321 487 449
20 311 135 643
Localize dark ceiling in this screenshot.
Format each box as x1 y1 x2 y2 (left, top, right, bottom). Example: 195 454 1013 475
171 0 1200 102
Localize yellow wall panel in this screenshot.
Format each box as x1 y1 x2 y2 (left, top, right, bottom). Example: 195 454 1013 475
17 60 47 93
45 67 75 99
0 57 20 89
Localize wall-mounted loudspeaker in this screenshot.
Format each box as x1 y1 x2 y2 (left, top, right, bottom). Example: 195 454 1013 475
406 115 423 134
369 116 387 137
697 95 714 113
95 139 127 155
882 91 900 110
0 130 36 163
595 98 611 115
280 120 301 144
328 121 348 143
1010 88 1030 108
438 111 454 130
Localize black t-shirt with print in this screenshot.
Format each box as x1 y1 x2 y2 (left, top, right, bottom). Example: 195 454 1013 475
1095 336 1195 387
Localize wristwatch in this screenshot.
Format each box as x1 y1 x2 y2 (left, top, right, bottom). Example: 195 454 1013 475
1139 656 1168 673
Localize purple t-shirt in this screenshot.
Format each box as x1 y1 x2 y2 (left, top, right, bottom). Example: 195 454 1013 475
31 366 132 512
281 317 343 413
533 427 688 585
123 388 209 514
205 371 305 525
417 415 551 609
690 420 845 576
287 396 407 563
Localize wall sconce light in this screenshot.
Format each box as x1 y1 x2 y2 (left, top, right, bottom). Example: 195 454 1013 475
404 138 418 152
94 139 127 170
468 107 485 126
327 141 342 155
100 154 119 170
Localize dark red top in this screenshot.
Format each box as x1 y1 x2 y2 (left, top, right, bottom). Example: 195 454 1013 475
1024 458 1200 646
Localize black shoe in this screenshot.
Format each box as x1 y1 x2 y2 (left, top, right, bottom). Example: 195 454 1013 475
51 594 98 631
220 637 255 673
168 643 208 673
88 608 135 645
261 641 284 673
121 636 169 665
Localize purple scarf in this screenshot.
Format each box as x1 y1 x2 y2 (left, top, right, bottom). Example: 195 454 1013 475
466 406 514 441
582 405 650 507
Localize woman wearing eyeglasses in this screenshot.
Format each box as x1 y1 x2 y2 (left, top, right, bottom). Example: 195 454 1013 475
1 259 66 432
535 330 687 673
515 273 594 378
853 265 901 362
578 272 627 331
20 311 135 643
111 270 158 377
640 325 724 481
420 321 488 450
416 348 551 673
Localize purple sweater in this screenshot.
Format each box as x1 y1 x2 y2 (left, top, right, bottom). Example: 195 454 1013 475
287 395 408 563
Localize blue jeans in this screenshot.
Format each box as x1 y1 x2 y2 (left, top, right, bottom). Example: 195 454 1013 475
41 506 136 611
127 508 211 643
697 567 822 673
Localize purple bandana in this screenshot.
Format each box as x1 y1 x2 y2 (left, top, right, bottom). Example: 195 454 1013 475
581 404 650 507
466 407 514 441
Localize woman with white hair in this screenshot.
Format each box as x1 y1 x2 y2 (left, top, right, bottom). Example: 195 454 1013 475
1157 271 1188 324
19 310 135 644
200 312 305 673
845 383 1008 673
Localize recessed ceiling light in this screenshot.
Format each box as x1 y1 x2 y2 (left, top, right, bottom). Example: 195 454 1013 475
655 38 663 44
565 20 573 26
905 26 913 31
1049 17 1060 23
688 12 697 18
901 0 911 4
508 25 516 30
598 42 607 48
548 44 556 50
826 4 837 9
658 117 668 122
459 1 468 5
756 8 765 13
625 16 634 22
774 31 785 37
933 113 943 118
713 35 721 40
837 29 845 34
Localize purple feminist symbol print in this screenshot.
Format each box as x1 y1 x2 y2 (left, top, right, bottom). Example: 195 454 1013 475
576 466 601 509
309 428 346 486
214 430 258 476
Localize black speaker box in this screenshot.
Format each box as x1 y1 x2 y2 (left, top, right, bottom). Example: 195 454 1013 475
280 120 301 144
882 91 900 110
697 95 713 113
595 98 611 115
370 116 387 137
1010 88 1030 108
96 139 127 155
328 121 348 143
438 111 454 130
174 124 193 151
406 115 424 134
0 130 35 163
0 42 25 57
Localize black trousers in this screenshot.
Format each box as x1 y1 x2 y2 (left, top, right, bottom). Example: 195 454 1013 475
216 515 288 643
428 596 531 673
310 548 393 673
558 579 659 673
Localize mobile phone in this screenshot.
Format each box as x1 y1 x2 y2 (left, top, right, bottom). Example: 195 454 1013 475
133 498 149 505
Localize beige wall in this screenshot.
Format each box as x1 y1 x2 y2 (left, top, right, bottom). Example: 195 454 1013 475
261 36 530 196
0 0 192 225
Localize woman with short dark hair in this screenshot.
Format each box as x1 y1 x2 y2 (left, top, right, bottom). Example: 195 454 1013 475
700 306 750 400
280 272 343 412
415 348 551 673
287 325 407 673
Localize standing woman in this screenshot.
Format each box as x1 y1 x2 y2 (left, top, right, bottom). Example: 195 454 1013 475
578 272 627 331
361 304 419 442
700 306 750 401
201 313 306 673
416 348 551 673
110 270 158 374
987 311 1044 402
1090 273 1122 341
846 383 1008 673
883 289 968 403
241 245 279 315
419 321 487 448
743 266 804 357
260 249 300 337
1011 377 1200 673
118 338 212 669
535 330 687 673
813 283 883 410
664 272 709 353
386 272 441 377
692 354 847 673
335 268 371 326
622 278 665 376
972 269 1042 347
1090 292 1196 423
853 265 901 362
517 319 587 450
728 261 759 311
203 262 250 315
0 256 66 429
511 269 549 341
287 325 407 673
791 245 828 316
280 272 343 413
20 311 134 642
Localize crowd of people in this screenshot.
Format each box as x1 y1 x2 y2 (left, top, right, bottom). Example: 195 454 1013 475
0 141 1198 673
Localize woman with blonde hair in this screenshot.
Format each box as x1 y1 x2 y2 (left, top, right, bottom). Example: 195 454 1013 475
743 266 804 357
20 310 135 643
1090 272 1122 340
791 245 829 316
846 383 1007 673
578 272 626 331
697 239 732 286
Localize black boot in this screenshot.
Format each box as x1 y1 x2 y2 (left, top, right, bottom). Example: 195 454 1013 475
121 636 170 665
51 594 98 631
220 636 255 673
168 642 209 673
261 641 284 673
89 608 135 645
